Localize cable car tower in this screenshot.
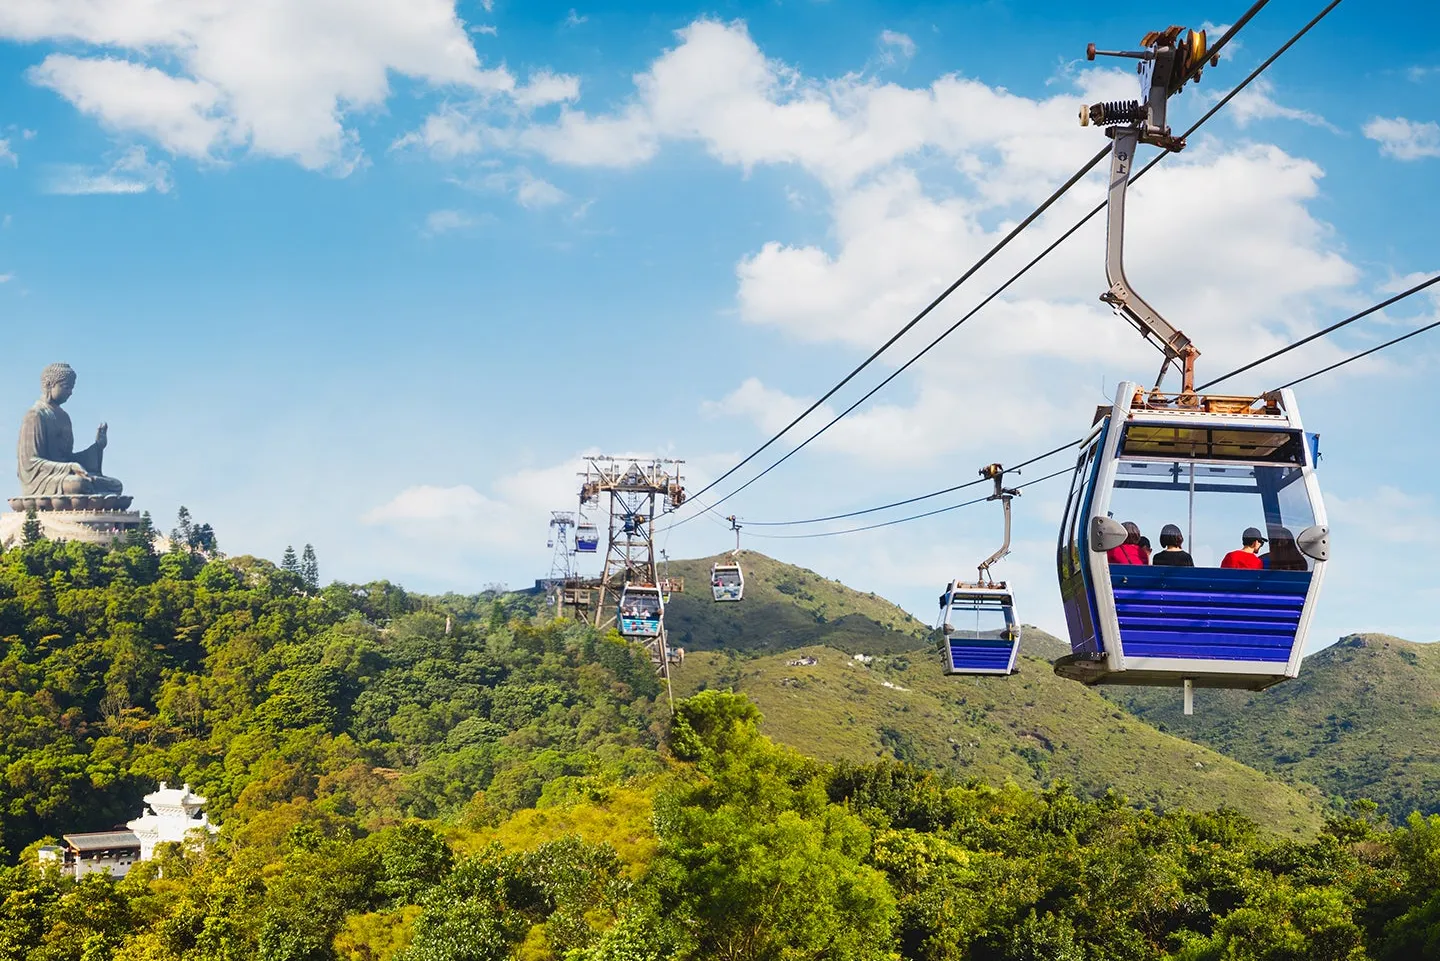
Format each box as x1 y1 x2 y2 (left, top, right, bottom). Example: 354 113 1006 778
544 511 576 610
580 456 686 670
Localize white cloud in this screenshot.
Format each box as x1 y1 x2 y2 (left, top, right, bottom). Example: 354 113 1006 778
363 459 582 554
422 208 479 236
515 171 565 207
472 24 498 36
1363 116 1440 161
29 55 229 159
520 107 657 166
0 139 14 165
44 146 172 195
513 70 581 110
0 273 12 283
1219 77 1337 131
4 0 516 172
565 10 589 27
392 104 490 159
1406 66 1439 83
878 30 915 65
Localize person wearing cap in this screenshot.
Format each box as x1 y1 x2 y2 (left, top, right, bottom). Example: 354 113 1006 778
1221 528 1267 569
1151 523 1194 567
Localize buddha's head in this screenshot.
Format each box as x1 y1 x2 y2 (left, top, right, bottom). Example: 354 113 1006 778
41 363 76 405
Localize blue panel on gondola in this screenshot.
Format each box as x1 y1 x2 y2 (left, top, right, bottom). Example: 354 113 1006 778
948 639 1018 674
1109 567 1310 662
618 616 661 637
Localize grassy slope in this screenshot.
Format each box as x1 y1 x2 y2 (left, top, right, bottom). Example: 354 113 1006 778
672 643 1323 836
661 553 931 655
1107 633 1440 822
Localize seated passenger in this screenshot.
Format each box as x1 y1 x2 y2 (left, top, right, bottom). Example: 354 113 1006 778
1137 536 1153 565
1261 528 1309 571
1106 521 1146 565
1220 527 1267 569
1151 523 1194 567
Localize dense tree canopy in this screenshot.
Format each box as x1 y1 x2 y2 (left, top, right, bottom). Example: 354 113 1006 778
0 529 1437 959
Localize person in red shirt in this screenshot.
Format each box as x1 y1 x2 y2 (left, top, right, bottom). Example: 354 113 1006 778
1107 521 1147 565
1221 527 1267 569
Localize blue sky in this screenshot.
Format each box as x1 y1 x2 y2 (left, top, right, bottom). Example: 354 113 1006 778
0 0 1437 650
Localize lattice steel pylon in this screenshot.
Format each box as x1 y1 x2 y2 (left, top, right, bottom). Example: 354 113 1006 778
580 455 685 670
545 511 575 609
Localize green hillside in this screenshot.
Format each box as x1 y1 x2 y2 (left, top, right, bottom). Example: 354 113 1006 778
672 644 1323 836
1107 633 1440 822
661 552 931 655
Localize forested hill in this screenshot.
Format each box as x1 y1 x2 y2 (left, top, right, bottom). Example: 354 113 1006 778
660 553 930 655
673 644 1323 835
1108 633 1440 822
5 533 1440 957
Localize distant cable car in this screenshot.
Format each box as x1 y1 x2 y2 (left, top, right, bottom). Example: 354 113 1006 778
576 523 599 553
941 464 1022 676
711 564 743 602
711 514 745 603
617 584 664 639
1057 27 1330 710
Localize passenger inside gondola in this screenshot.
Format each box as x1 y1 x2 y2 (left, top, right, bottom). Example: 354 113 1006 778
1150 524 1194 567
1221 528 1266 569
1262 528 1309 571
1107 521 1147 565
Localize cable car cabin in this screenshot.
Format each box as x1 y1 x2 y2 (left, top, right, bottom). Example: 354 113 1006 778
576 524 599 553
711 563 744 602
941 582 1021 676
617 585 664 639
1055 382 1329 691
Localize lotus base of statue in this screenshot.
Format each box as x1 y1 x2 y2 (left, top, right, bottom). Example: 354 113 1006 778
9 494 134 512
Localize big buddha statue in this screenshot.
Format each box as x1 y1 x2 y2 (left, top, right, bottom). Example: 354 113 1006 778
11 363 130 512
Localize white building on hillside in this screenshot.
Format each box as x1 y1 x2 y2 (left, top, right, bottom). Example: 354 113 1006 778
37 781 216 878
127 782 216 859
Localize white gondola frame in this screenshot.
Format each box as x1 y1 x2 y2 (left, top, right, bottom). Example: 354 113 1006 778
1060 381 1328 689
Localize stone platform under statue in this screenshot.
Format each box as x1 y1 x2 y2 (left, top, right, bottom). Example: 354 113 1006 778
1 363 144 548
0 508 144 548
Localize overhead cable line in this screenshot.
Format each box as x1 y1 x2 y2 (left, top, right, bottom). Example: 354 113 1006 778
1197 271 1440 390
1279 314 1440 389
724 274 1435 533
678 146 1111 511
679 0 1326 523
744 467 1075 540
744 439 1079 527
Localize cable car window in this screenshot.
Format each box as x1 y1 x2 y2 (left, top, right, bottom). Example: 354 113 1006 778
621 592 661 617
947 596 1013 641
1120 425 1307 465
713 569 742 587
1062 441 1100 578
1108 461 1317 570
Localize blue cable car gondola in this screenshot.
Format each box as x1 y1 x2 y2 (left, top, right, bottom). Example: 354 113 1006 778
1056 27 1330 705
941 464 1022 676
576 522 599 553
1055 384 1329 693
617 584 664 639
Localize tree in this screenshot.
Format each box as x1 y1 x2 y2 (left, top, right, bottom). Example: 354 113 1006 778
172 505 194 549
300 544 319 593
21 509 42 546
281 545 300 575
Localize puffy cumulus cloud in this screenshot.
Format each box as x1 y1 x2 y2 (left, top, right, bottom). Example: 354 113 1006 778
518 19 1136 192
363 459 581 553
4 0 516 172
44 146 172 195
1364 116 1440 161
0 138 14 165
